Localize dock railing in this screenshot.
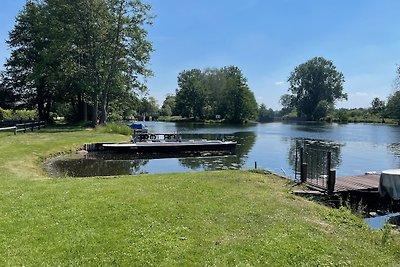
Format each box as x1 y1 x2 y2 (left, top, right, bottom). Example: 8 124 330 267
296 146 337 194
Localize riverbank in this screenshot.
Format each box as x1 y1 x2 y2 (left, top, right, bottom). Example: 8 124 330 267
0 126 399 266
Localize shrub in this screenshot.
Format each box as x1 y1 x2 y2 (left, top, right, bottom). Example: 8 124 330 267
0 108 38 121
96 122 132 136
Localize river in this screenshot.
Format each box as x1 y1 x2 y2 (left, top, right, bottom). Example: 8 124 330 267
48 121 400 177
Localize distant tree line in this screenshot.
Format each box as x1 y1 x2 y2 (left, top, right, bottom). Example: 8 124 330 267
279 57 400 123
0 0 153 125
160 66 258 123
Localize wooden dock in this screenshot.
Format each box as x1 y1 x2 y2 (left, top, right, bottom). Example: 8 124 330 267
305 174 380 193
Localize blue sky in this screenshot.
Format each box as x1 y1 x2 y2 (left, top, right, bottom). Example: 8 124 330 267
1 0 400 109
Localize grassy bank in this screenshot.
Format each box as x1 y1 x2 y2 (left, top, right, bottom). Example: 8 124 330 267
0 126 399 266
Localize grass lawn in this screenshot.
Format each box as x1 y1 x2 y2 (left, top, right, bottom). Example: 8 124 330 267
0 126 399 266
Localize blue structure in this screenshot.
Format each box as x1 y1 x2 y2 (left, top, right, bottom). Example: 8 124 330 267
129 123 146 130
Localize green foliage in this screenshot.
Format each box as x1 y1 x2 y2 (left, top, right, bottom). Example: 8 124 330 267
386 90 400 121
257 104 274 122
0 129 400 265
95 122 132 136
313 100 333 120
0 108 38 121
2 0 153 124
279 94 295 116
138 97 159 118
175 69 207 119
370 97 386 116
175 66 257 123
286 57 347 120
160 94 176 116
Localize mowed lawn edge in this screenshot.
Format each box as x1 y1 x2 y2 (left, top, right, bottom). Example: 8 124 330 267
0 128 399 266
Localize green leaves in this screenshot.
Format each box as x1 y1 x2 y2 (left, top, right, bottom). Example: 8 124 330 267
175 66 257 123
287 57 346 120
2 0 153 123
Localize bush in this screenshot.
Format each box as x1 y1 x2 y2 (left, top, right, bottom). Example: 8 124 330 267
0 108 37 121
95 122 132 136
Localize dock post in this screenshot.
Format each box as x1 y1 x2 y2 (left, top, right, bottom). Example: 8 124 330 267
327 152 331 174
327 169 336 194
300 163 308 183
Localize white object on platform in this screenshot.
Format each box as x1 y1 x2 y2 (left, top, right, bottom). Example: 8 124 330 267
379 169 400 200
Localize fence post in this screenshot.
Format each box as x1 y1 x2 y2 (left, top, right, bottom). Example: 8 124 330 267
327 151 332 175
301 163 308 183
13 127 16 135
327 169 336 194
254 161 257 169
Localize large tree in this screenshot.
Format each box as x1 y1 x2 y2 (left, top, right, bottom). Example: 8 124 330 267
286 57 347 120
386 91 400 123
386 66 400 123
174 66 257 123
1 0 153 124
175 69 207 119
221 66 257 123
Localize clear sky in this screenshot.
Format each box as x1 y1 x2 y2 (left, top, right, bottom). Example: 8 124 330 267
1 0 400 110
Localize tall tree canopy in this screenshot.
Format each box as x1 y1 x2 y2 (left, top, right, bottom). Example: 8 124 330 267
386 66 400 123
1 0 153 124
174 66 257 123
286 57 347 120
386 91 400 122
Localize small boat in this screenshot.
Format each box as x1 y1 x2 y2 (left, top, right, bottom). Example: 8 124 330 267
102 133 237 152
129 122 148 133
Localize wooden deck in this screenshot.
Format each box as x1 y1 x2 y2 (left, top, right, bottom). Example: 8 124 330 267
305 174 380 193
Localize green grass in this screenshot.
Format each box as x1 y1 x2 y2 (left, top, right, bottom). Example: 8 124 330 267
0 127 399 266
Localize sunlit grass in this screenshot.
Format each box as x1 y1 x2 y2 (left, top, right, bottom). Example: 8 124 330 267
0 126 399 266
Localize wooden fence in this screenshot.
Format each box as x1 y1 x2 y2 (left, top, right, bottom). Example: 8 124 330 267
0 121 46 135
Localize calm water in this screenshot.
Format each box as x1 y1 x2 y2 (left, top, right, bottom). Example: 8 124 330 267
47 121 400 177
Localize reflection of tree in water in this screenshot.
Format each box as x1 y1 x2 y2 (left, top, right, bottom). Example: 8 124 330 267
178 131 256 170
388 143 400 168
51 155 149 177
288 138 343 179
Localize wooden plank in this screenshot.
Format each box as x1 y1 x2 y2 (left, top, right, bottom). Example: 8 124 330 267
0 126 16 131
305 174 380 193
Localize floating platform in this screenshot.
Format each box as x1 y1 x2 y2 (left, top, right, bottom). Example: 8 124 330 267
102 139 237 152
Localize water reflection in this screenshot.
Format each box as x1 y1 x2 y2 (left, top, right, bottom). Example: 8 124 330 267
388 143 400 158
178 131 256 170
46 131 256 177
288 138 343 179
49 155 149 177
46 122 400 177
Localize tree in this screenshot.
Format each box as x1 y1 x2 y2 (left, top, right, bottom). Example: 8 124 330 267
174 66 257 123
222 66 257 123
2 0 153 124
138 97 159 118
160 94 176 116
279 94 295 115
370 97 385 116
258 104 274 122
386 91 400 122
175 69 207 119
286 57 347 120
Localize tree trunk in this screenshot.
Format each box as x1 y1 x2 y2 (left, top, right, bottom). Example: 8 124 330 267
91 93 98 127
100 93 107 124
83 101 87 122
